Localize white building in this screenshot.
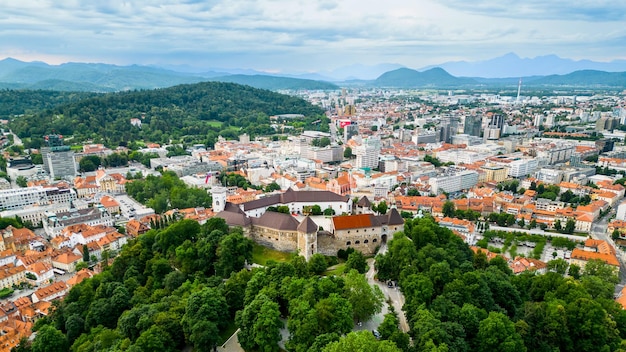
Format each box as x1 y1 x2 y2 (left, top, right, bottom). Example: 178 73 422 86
0 186 75 211
355 138 381 170
429 170 479 194
507 158 539 178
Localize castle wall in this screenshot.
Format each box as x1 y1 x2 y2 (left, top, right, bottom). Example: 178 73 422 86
249 226 298 252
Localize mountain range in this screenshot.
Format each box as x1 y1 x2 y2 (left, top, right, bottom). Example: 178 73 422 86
2 54 626 91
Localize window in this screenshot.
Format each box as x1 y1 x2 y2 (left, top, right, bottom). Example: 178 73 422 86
364 240 368 243
355 241 360 244
346 241 351 246
373 239 377 243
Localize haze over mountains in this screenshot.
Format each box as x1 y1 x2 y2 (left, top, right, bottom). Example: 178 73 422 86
2 53 626 92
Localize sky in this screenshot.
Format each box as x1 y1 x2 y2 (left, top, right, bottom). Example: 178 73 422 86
1 0 625 73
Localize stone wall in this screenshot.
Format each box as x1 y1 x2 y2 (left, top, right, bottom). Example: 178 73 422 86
249 226 298 252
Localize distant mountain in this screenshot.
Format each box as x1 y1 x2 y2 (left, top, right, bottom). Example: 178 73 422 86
209 74 338 90
323 63 405 81
373 67 477 87
422 53 626 78
530 70 626 87
0 58 339 92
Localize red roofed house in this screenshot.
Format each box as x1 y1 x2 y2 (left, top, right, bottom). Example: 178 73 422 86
51 252 82 273
31 281 69 303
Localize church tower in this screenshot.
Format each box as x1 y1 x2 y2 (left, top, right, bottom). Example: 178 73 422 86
211 186 228 213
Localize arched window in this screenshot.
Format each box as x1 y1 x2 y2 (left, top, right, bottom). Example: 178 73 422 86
364 240 369 244
355 240 360 244
373 238 378 243
346 241 351 246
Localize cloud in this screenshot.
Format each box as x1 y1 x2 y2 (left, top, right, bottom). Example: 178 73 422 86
0 0 625 71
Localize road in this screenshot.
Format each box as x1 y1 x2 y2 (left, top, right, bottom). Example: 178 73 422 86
365 243 410 333
9 130 22 147
489 225 589 241
590 209 626 282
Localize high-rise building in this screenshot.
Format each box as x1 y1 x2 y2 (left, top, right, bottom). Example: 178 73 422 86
463 115 482 137
355 137 381 170
483 114 504 141
439 116 459 143
41 134 77 179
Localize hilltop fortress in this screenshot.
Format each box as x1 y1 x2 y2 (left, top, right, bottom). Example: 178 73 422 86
212 187 404 260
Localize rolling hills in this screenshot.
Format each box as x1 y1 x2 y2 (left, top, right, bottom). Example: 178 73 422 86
9 81 326 148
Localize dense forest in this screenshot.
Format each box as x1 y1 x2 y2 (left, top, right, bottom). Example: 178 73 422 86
21 215 626 352
8 82 328 148
0 90 96 117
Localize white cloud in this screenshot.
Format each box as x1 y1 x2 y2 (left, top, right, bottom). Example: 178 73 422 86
0 0 624 71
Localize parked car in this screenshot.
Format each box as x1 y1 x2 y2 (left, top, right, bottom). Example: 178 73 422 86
372 330 381 339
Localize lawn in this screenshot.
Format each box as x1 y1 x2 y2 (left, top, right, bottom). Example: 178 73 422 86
323 263 346 276
252 243 293 265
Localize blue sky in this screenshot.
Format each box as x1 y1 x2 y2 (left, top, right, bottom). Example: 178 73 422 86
1 0 625 73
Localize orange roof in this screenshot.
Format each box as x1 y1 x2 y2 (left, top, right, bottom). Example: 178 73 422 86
100 195 119 208
333 214 377 230
33 281 68 300
571 248 619 266
52 252 82 265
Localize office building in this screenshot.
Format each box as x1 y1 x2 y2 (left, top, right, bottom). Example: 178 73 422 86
41 134 77 179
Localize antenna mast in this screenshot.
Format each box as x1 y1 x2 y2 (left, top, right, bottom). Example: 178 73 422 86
516 78 522 103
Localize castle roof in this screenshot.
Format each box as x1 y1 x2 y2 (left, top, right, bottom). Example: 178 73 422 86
333 214 381 231
215 210 251 227
252 211 300 231
241 188 349 211
357 196 372 207
297 216 318 234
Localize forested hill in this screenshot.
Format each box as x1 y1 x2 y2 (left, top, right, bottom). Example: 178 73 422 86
9 81 326 148
0 90 97 117
210 74 339 90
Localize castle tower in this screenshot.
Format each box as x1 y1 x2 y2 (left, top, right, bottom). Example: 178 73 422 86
297 216 318 261
211 186 228 213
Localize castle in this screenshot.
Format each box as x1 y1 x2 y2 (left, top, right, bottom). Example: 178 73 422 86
212 187 404 260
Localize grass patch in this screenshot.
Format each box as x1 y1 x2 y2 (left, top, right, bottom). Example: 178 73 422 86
206 120 223 128
252 243 293 265
217 321 238 345
324 263 346 276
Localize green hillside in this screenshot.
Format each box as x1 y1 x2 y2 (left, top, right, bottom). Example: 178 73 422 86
373 67 478 87
0 90 97 117
531 70 626 87
9 81 326 148
210 74 339 90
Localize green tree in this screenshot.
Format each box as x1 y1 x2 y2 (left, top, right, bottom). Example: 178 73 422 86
442 201 455 218
78 155 102 172
376 201 388 215
253 300 283 352
15 176 27 188
343 269 384 323
345 251 368 274
31 325 69 352
215 232 253 278
547 258 569 275
476 312 526 352
564 218 576 234
277 205 290 214
344 147 353 159
323 331 401 352
82 244 89 263
182 287 229 351
323 208 335 216
308 253 328 275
